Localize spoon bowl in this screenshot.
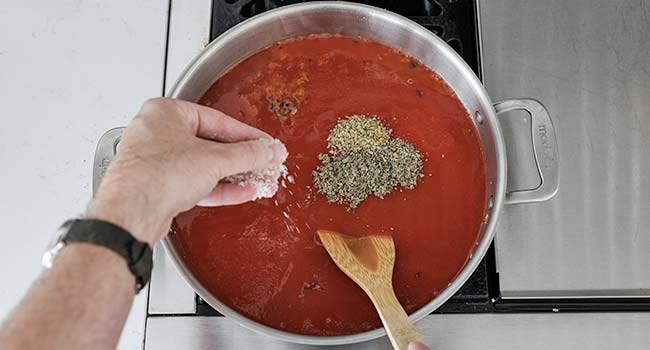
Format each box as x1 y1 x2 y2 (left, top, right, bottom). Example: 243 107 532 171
317 230 422 350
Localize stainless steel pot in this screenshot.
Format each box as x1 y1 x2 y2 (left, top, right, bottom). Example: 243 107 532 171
94 1 559 346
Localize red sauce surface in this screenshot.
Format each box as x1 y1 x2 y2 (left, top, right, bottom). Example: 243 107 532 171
171 35 487 336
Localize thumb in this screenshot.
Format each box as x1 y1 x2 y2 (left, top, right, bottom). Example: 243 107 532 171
206 138 288 179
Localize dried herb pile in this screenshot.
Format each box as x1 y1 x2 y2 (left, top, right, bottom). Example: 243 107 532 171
312 115 423 208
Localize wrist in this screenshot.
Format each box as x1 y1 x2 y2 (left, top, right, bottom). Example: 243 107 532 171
87 185 164 246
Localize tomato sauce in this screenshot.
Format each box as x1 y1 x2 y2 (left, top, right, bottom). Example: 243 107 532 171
171 35 487 336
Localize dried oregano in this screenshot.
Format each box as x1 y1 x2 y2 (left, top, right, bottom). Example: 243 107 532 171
312 115 423 208
327 115 391 154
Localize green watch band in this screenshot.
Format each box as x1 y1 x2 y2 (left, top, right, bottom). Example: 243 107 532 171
62 219 153 292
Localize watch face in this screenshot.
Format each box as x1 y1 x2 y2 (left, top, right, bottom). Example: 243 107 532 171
41 220 73 268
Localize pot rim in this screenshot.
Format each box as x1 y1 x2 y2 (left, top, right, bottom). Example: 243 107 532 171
164 1 507 345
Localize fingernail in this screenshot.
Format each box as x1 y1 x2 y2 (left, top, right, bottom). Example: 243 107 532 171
268 138 288 164
258 138 288 163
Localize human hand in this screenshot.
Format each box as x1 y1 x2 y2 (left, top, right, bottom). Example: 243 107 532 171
87 98 287 245
408 341 431 350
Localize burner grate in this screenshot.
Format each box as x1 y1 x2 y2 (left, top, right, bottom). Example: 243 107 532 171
211 0 481 77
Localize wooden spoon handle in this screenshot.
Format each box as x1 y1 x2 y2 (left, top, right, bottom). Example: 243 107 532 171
367 284 423 350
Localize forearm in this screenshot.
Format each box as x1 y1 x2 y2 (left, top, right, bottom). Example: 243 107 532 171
0 98 288 350
0 244 135 350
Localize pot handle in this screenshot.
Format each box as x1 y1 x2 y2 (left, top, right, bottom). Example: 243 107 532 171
494 99 559 205
93 127 125 196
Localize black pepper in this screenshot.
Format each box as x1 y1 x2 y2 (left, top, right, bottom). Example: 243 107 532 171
268 97 299 117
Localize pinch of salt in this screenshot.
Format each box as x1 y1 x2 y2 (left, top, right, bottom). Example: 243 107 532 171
222 164 288 200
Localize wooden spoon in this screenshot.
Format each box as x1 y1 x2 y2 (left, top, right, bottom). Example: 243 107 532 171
317 230 422 350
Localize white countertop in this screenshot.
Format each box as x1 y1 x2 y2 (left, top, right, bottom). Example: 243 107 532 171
0 1 168 348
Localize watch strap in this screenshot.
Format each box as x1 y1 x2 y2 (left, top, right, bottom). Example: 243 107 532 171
63 219 153 292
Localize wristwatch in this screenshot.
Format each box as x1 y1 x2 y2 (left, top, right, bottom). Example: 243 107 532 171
42 219 153 293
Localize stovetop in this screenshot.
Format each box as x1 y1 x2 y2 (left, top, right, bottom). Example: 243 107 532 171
118 0 650 324
156 0 650 318
126 0 650 348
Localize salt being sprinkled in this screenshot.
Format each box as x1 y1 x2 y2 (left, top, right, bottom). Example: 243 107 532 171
223 164 288 200
221 138 289 200
223 168 287 200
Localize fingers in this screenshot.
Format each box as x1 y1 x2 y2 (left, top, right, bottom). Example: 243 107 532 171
202 138 288 179
408 341 431 350
197 183 258 207
177 99 271 142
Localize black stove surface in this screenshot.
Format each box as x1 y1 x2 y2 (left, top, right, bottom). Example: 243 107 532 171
211 0 481 77
196 0 495 315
